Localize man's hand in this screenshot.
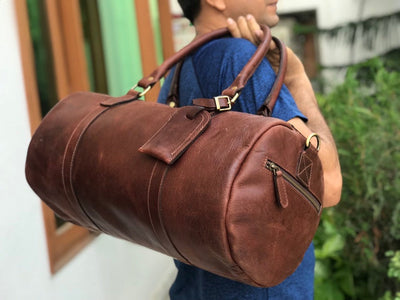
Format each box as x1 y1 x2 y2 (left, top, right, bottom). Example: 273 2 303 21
227 15 263 45
226 15 342 207
227 15 301 76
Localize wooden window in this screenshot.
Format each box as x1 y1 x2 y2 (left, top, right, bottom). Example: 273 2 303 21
15 0 174 274
16 0 95 274
273 11 319 79
80 0 108 94
136 0 175 101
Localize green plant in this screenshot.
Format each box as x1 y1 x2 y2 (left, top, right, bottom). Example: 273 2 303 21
380 251 400 300
314 58 400 299
314 209 353 300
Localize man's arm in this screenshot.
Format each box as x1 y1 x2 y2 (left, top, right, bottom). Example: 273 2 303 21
227 15 342 207
285 49 342 207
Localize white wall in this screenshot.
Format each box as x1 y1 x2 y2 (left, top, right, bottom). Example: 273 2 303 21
0 1 176 299
169 0 400 86
279 0 400 67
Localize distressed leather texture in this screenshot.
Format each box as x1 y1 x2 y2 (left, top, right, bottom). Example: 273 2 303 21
25 26 324 287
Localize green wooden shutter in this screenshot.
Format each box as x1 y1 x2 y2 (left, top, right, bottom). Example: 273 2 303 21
97 0 143 96
149 0 164 65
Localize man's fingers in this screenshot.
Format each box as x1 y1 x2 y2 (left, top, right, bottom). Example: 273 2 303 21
246 15 263 43
237 16 255 43
269 39 277 50
227 15 288 74
227 15 270 46
227 18 241 38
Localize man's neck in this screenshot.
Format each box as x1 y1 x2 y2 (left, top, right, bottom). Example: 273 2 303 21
193 6 227 36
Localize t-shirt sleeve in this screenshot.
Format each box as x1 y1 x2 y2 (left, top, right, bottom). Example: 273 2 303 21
193 38 307 122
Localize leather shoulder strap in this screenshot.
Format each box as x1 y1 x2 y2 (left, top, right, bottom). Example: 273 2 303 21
166 60 184 108
257 37 287 116
128 25 272 97
191 37 287 115
168 38 286 115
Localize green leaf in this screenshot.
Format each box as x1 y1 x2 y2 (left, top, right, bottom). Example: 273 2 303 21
315 282 345 300
335 268 356 296
317 234 345 259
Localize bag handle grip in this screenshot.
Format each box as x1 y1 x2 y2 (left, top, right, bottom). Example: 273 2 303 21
257 37 287 116
171 36 287 116
127 25 273 98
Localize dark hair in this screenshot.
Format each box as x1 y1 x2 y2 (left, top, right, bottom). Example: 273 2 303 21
178 0 201 23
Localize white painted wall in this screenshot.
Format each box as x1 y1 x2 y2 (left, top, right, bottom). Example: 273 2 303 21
279 0 400 67
169 0 400 85
0 1 176 299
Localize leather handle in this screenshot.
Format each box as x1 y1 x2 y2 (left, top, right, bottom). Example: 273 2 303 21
221 27 272 98
134 28 230 90
128 25 272 95
166 60 184 107
192 36 288 114
257 37 287 116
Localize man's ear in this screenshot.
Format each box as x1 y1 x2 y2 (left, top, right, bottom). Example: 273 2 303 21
204 0 226 11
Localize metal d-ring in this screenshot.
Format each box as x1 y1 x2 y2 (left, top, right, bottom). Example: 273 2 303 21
131 84 152 97
305 133 321 151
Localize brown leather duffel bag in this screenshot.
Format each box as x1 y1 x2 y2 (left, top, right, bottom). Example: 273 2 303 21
25 26 323 287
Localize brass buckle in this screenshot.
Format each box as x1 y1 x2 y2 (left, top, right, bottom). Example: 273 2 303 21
214 96 231 111
131 84 152 97
213 93 239 111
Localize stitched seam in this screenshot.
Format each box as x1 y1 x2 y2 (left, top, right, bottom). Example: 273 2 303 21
62 108 104 230
68 109 109 232
297 151 306 187
169 112 208 157
286 181 319 213
304 153 313 186
62 102 110 232
140 112 176 150
147 162 159 238
62 123 85 207
279 173 289 207
146 161 169 254
157 166 192 264
297 152 313 188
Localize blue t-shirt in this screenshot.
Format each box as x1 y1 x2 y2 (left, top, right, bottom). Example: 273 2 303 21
158 37 314 300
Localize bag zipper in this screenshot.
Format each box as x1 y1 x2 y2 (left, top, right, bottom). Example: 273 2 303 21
265 160 321 213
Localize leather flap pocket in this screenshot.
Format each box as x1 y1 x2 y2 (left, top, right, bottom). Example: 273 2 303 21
139 106 211 165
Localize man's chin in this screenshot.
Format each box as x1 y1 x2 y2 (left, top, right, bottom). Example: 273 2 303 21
261 15 279 28
270 15 280 27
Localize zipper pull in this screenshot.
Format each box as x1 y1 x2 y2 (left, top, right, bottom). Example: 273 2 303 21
266 161 289 209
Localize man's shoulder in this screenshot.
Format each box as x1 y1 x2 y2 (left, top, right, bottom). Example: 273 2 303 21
205 37 257 49
195 37 258 63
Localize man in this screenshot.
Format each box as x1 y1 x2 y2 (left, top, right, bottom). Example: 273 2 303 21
158 0 342 299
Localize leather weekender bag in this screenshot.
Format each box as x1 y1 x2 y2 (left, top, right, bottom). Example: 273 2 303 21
25 25 324 287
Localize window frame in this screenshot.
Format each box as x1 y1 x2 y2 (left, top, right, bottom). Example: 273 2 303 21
15 0 174 274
